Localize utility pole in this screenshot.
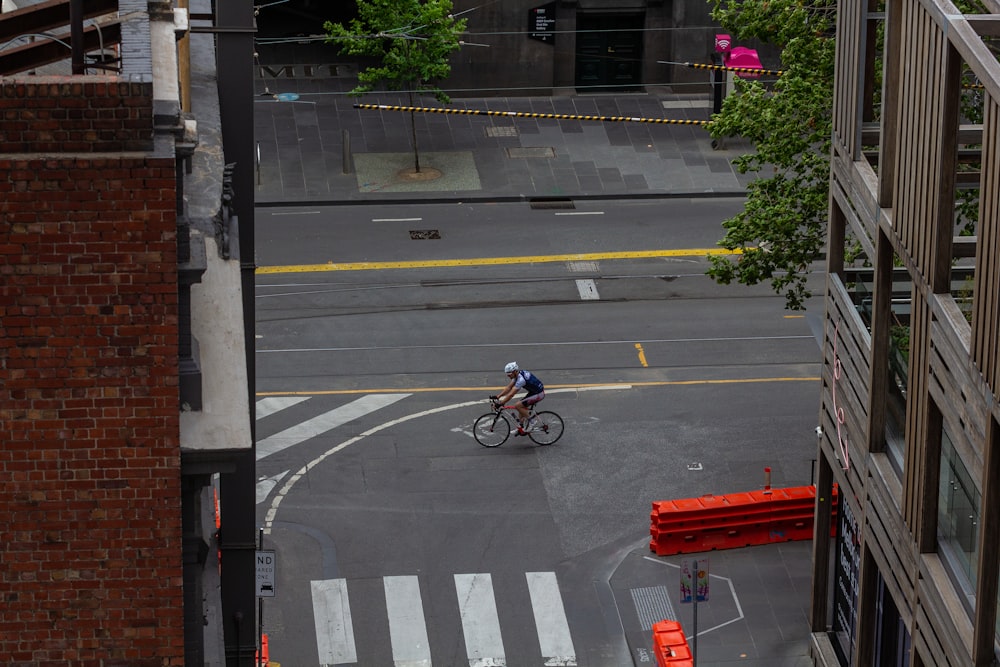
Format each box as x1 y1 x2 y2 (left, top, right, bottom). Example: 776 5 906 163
215 0 257 664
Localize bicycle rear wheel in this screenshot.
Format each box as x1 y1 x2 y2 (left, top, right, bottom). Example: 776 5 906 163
528 411 564 445
473 413 510 447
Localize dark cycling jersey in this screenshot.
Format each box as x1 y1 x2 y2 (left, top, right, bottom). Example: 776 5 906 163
515 370 544 395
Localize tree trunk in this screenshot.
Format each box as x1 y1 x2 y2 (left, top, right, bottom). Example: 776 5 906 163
408 89 420 172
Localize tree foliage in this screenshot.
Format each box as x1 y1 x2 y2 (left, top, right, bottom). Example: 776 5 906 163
707 0 837 309
325 0 467 171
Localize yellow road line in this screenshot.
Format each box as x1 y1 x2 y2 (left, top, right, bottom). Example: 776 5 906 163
635 343 648 367
256 248 742 275
255 377 818 397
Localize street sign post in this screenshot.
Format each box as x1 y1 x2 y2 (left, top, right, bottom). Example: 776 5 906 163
256 549 276 598
680 558 709 664
256 528 275 667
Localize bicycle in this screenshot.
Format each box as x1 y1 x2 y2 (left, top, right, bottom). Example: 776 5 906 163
473 396 564 447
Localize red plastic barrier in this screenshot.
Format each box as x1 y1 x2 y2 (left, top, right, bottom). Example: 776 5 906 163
652 620 693 666
650 485 838 556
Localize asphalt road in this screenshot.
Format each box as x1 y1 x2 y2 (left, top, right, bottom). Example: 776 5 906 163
253 197 825 666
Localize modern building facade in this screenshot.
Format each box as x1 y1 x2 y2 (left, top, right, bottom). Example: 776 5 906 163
809 0 1000 664
446 0 716 94
0 0 257 664
255 0 752 96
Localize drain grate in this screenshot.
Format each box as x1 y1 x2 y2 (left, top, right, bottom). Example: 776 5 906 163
507 146 555 158
486 125 519 137
409 229 441 240
567 261 599 273
529 198 575 210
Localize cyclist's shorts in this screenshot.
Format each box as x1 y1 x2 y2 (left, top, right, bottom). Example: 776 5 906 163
523 391 544 406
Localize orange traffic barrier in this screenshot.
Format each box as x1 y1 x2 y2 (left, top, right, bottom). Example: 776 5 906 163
650 485 838 556
256 632 269 666
215 487 222 572
652 620 693 666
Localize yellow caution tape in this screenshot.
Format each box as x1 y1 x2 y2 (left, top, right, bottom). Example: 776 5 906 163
353 103 711 126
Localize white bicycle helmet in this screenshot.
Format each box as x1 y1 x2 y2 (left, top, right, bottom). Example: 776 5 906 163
504 362 519 373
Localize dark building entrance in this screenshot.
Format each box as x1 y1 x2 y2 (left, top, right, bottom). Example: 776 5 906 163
575 13 645 91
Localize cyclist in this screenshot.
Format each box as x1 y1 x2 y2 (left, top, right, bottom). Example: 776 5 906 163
496 362 545 435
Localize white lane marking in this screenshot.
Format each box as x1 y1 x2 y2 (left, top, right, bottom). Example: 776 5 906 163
384 576 432 667
311 579 357 665
255 470 289 505
256 393 410 461
553 211 604 216
575 279 599 300
526 572 577 666
373 217 423 222
256 395 310 420
262 386 630 534
455 573 506 667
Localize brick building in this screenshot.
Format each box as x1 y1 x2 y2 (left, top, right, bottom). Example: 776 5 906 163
1 0 257 664
809 0 1000 664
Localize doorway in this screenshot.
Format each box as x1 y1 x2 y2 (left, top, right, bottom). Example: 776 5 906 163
575 13 645 91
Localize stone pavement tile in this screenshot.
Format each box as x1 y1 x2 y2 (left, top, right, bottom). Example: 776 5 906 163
623 174 650 189
254 87 750 203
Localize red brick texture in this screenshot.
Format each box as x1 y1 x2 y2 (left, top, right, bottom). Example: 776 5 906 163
0 77 155 154
0 80 183 666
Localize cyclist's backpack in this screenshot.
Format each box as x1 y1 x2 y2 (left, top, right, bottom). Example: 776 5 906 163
520 370 544 393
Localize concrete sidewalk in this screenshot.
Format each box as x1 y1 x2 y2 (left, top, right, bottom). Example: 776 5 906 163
252 75 755 204
611 540 815 666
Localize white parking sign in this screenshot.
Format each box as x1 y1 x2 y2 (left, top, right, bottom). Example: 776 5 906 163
256 550 276 597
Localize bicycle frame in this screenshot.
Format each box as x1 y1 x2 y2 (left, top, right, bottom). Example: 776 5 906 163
474 397 564 447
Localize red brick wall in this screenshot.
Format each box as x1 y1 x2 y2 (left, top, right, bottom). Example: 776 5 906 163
0 151 184 666
0 77 154 153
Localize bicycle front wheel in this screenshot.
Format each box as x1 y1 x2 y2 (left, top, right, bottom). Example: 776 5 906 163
473 413 510 447
528 411 564 445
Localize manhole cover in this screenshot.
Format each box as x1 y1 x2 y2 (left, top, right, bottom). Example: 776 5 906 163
409 230 441 240
507 146 555 158
567 261 599 272
486 126 519 137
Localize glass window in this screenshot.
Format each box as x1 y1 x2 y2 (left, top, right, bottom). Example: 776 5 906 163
995 593 1000 660
874 569 911 667
937 428 980 610
883 277 912 474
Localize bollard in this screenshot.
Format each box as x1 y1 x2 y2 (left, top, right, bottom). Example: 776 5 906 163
342 129 351 174
763 467 772 494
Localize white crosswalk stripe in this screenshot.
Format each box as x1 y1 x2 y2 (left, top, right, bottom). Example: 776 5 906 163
309 573 575 666
455 573 506 667
255 395 310 420
526 572 577 666
255 393 410 460
385 576 432 667
311 578 356 666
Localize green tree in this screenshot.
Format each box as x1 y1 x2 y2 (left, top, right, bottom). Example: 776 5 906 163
325 0 467 173
706 0 837 310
